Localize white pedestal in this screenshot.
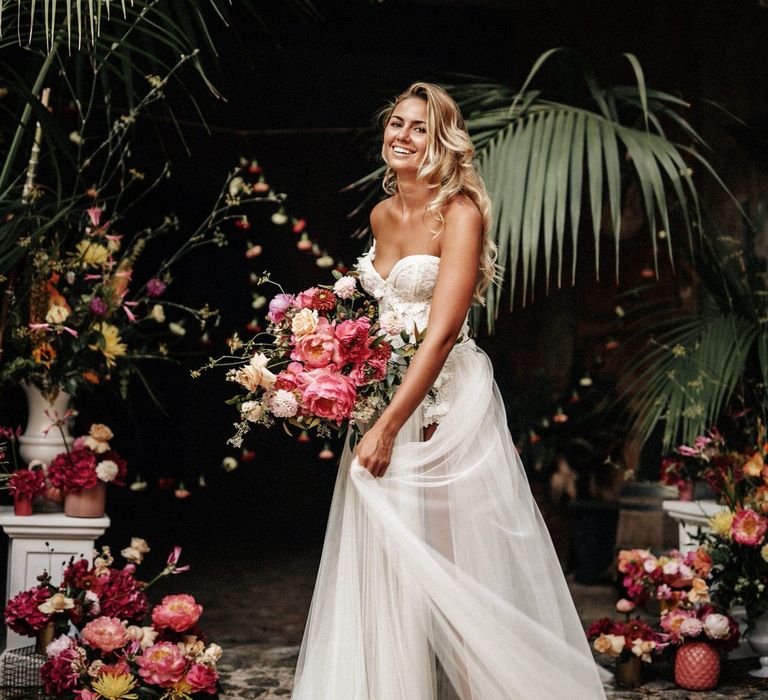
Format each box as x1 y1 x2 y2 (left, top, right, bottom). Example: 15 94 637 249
661 499 722 553
0 507 110 651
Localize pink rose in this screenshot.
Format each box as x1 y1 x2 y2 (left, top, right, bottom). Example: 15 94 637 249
349 340 391 386
680 617 704 637
136 642 187 686
296 366 357 423
187 663 219 694
291 318 340 368
151 594 202 633
267 294 295 324
274 362 305 392
731 508 768 546
294 287 318 309
82 616 129 652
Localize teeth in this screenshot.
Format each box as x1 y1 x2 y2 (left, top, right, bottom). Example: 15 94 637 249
393 147 414 155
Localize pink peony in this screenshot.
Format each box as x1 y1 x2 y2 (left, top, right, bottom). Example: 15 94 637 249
349 341 391 386
136 642 187 686
731 508 768 546
296 366 357 423
5 586 53 636
47 447 98 494
291 318 341 368
293 287 318 309
661 609 695 642
267 294 295 324
151 594 202 633
679 617 704 638
187 663 219 694
82 616 129 652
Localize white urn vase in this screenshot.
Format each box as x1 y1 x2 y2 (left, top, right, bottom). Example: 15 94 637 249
18 382 73 465
748 611 768 677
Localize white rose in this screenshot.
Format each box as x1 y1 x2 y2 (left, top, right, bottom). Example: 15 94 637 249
199 642 223 666
126 625 158 649
703 613 731 639
45 304 70 324
241 400 264 422
169 322 186 336
150 304 165 323
291 308 318 337
96 459 119 482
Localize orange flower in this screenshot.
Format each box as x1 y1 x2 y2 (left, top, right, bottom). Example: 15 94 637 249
32 342 56 368
82 371 101 385
743 452 764 478
693 547 713 577
753 486 768 513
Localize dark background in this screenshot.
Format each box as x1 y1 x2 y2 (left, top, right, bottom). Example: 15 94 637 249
4 0 768 573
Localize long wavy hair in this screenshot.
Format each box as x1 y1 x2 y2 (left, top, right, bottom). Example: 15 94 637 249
379 82 499 304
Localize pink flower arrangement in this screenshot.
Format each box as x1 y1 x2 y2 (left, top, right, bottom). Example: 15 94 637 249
214 272 423 448
151 594 203 633
660 604 739 651
8 467 46 500
47 423 127 494
5 540 222 698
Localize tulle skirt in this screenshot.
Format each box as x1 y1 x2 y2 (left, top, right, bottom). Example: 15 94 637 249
292 341 609 699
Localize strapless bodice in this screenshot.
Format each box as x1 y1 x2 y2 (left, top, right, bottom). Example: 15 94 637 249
355 241 473 427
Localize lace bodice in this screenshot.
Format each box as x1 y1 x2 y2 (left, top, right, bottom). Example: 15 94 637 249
355 241 473 427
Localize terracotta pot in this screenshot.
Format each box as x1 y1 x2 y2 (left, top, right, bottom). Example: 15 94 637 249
615 654 643 688
64 481 106 518
674 642 720 690
13 495 33 516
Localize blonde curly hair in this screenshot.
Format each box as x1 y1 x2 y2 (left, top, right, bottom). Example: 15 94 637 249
379 81 498 304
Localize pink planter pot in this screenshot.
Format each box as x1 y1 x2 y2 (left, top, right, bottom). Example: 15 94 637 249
674 642 720 690
13 496 33 516
64 481 106 518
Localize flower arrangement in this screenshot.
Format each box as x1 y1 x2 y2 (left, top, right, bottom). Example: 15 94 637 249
0 154 268 400
588 612 664 664
3 539 221 697
659 604 740 651
7 466 46 501
201 272 421 448
47 423 127 494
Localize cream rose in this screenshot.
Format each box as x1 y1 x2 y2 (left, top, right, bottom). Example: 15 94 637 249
45 304 71 324
291 308 319 337
703 613 731 639
199 642 223 665
593 633 624 657
233 353 276 392
83 424 112 454
687 577 710 604
126 625 158 649
96 460 119 482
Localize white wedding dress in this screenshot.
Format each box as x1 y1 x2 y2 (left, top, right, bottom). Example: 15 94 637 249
292 243 609 700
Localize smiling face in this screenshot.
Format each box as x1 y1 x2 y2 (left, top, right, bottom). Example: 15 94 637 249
382 96 429 175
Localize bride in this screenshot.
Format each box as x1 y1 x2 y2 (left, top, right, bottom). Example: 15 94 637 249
292 82 609 699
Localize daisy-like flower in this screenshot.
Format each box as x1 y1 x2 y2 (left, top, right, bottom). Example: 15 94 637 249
90 672 139 699
89 323 127 366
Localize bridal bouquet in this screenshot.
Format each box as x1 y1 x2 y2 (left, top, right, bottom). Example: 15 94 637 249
202 272 421 448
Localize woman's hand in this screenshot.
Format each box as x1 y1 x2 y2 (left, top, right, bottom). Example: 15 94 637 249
354 421 396 477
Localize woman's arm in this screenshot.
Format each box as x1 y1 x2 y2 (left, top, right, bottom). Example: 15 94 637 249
354 199 483 476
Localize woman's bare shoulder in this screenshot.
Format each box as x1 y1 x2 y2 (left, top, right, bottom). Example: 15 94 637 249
443 194 482 223
369 197 397 236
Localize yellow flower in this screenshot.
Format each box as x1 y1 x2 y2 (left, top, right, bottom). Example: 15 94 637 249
76 239 110 267
91 673 138 699
160 678 194 699
709 509 735 538
89 323 127 367
761 543 768 563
